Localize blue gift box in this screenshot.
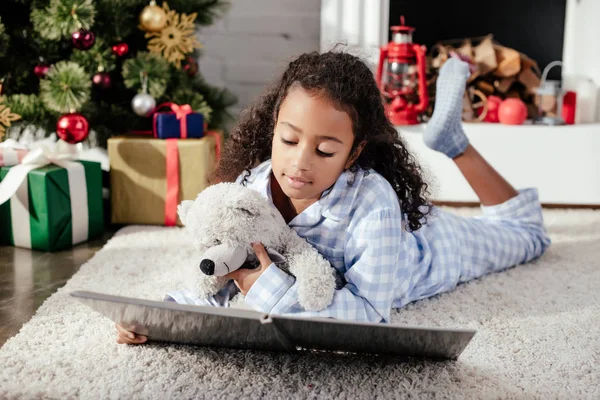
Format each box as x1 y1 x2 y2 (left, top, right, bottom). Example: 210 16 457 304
153 112 204 139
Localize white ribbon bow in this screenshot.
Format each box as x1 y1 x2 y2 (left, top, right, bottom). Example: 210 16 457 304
0 139 28 150
0 140 89 248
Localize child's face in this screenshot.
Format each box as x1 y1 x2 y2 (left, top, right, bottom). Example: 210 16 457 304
271 86 358 203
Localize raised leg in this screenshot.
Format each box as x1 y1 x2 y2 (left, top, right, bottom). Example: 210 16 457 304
453 144 518 206
424 57 518 206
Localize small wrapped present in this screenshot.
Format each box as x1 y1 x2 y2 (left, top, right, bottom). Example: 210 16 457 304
151 102 204 139
0 143 104 251
108 132 221 226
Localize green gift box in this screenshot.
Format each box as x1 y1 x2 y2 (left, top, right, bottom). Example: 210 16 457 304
0 160 104 252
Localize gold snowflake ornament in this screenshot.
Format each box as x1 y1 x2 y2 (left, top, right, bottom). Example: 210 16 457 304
145 2 201 69
0 100 21 141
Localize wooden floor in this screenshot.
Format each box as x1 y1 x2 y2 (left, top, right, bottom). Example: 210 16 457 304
0 228 117 348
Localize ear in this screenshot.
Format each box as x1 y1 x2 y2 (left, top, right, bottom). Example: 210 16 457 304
234 206 256 217
345 140 366 169
177 200 194 225
232 193 261 218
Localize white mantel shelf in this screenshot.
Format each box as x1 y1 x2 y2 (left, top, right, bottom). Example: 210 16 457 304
399 123 600 205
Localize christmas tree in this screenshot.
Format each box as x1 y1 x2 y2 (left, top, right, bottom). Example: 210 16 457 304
0 0 236 147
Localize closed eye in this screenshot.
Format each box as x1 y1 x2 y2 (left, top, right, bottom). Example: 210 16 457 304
212 239 221 246
317 149 334 157
281 139 335 158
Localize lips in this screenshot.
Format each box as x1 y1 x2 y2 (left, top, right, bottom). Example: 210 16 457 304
285 174 311 189
287 175 309 183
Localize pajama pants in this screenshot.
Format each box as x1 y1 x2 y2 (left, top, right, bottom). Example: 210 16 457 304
166 188 551 309
401 187 552 306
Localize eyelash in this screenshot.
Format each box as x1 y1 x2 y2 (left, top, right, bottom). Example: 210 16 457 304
281 139 335 158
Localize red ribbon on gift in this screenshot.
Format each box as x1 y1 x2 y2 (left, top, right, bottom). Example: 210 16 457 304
162 132 221 226
165 139 179 226
148 102 193 139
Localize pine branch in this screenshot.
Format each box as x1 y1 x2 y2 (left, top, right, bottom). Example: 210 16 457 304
3 94 57 129
169 88 212 123
40 61 91 113
166 0 231 26
0 17 8 58
2 94 57 137
191 77 237 128
70 37 116 73
97 0 140 7
122 52 170 98
94 1 137 39
32 0 96 41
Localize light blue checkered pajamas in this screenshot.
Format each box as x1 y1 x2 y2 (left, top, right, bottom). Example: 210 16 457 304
165 160 551 323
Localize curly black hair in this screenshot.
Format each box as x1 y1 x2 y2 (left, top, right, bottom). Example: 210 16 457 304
214 50 432 231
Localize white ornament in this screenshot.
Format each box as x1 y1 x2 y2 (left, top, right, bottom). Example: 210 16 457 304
131 72 156 116
132 93 156 116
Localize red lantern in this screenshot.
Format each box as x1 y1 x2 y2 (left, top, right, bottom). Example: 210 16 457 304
376 16 429 125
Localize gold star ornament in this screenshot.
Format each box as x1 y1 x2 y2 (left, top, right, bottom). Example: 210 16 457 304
0 99 21 141
144 2 201 69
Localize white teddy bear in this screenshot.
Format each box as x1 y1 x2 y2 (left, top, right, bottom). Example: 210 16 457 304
177 182 340 311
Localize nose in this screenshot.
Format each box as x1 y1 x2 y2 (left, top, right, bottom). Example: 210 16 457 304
291 144 312 171
199 259 215 275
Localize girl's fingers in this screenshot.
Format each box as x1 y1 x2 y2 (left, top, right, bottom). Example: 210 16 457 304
115 323 134 339
251 242 271 268
115 323 147 344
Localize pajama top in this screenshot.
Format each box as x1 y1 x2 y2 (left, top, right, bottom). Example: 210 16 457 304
166 159 551 323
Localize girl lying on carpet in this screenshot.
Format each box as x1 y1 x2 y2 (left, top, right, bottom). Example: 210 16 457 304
116 51 551 345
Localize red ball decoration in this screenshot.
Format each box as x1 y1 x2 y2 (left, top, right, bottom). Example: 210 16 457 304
111 42 129 57
483 95 502 123
498 98 528 125
56 113 89 144
71 29 95 50
34 64 50 78
92 72 111 89
182 56 198 77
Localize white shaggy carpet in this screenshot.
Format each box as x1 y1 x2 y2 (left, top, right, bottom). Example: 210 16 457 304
1 206 599 399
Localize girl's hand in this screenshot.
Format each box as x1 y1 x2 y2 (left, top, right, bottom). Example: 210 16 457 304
115 323 147 345
225 242 272 295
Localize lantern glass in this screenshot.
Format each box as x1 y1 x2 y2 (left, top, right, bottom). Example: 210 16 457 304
535 80 564 125
386 61 419 102
534 60 565 125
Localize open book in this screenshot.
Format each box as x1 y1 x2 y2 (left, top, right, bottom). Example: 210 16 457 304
70 290 476 360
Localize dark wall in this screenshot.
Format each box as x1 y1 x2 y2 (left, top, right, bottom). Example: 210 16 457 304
389 0 566 80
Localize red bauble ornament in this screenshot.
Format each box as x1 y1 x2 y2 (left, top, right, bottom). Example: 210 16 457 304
111 42 129 57
498 98 528 125
182 56 198 77
56 113 89 144
34 64 50 78
71 29 95 50
92 72 111 89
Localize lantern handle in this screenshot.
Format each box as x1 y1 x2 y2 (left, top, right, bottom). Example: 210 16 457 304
413 44 429 113
540 60 562 85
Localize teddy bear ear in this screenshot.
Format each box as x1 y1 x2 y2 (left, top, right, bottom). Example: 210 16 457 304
177 200 194 225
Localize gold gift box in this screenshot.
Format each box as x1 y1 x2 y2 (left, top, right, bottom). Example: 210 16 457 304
108 135 218 226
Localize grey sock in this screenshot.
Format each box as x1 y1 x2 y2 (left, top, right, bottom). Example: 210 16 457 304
423 57 471 158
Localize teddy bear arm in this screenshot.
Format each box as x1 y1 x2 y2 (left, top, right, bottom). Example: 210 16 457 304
282 232 338 311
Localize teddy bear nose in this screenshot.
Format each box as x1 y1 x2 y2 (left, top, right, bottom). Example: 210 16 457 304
199 259 215 275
